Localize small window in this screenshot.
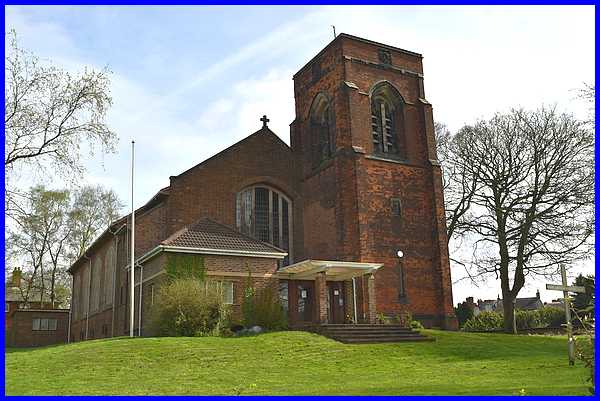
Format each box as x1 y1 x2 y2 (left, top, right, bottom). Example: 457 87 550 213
32 318 57 331
278 282 289 313
150 284 155 306
391 198 402 216
398 263 406 299
5 303 9 312
222 282 234 305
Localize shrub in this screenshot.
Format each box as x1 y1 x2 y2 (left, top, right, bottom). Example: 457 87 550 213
394 311 412 327
515 310 542 330
410 320 424 330
454 303 474 328
538 307 565 327
165 254 205 281
151 278 230 337
463 311 503 331
242 280 287 331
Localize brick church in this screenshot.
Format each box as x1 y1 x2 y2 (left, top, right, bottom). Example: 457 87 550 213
68 33 457 342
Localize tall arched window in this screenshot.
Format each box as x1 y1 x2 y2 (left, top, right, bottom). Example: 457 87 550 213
236 185 293 265
309 93 335 167
370 82 406 158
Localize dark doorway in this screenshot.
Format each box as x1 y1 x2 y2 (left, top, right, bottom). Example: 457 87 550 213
296 281 315 323
327 282 345 324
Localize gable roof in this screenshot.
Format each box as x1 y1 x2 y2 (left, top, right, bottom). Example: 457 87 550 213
173 126 291 180
136 218 288 265
162 218 286 254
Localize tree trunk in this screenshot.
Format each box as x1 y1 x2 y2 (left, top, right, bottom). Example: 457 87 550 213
502 294 517 334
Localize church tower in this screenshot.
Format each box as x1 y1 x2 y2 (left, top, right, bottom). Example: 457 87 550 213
290 34 457 329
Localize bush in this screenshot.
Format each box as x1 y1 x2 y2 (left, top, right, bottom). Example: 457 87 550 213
151 278 230 337
410 320 424 330
538 307 565 327
242 281 287 331
463 311 503 331
515 310 542 330
454 303 474 328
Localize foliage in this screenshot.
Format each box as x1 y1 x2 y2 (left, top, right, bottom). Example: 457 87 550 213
6 184 123 307
5 29 116 184
537 307 565 327
572 275 594 321
241 276 286 330
514 310 541 330
151 278 230 337
164 254 205 282
463 312 503 332
441 107 594 333
410 320 424 330
393 311 412 327
575 335 594 395
5 330 591 395
454 302 474 328
67 184 123 259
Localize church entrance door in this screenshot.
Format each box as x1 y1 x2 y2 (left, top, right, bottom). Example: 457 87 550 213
327 282 345 324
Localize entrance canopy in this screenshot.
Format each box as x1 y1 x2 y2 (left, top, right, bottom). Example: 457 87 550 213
276 259 383 281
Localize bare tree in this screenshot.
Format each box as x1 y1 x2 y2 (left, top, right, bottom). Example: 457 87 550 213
448 107 594 333
7 184 123 306
435 122 479 243
8 186 69 304
68 184 123 259
4 30 117 216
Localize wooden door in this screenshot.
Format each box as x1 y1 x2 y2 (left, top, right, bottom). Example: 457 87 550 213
328 282 345 324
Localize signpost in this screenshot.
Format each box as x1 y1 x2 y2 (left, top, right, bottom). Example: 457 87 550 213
545 264 586 366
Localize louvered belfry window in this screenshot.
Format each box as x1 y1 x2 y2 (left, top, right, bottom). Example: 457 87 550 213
371 98 397 154
370 82 406 158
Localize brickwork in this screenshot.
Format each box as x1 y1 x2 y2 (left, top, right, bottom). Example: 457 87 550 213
69 34 457 338
6 310 69 347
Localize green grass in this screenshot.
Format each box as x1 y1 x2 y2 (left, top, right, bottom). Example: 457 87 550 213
5 329 591 395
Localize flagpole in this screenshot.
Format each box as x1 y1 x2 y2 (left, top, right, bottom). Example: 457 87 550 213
130 140 135 338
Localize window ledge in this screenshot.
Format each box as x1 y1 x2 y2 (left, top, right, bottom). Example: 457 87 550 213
365 154 429 169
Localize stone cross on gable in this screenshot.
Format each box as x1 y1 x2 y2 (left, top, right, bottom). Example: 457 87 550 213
545 264 586 366
260 115 270 128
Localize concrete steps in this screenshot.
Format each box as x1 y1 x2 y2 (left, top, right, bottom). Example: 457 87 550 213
315 324 434 344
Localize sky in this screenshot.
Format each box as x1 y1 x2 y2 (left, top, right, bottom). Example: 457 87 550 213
5 5 595 306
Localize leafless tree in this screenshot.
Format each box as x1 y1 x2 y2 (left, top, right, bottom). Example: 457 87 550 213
7 184 123 306
446 107 594 333
435 122 479 243
4 30 116 216
68 184 123 259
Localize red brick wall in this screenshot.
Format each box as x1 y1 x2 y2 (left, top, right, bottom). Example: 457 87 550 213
7 310 69 347
164 131 301 251
292 35 456 328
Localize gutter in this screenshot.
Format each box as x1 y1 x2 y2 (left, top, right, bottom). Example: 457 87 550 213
128 245 288 269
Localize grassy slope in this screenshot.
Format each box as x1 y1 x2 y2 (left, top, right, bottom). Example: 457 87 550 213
5 330 590 395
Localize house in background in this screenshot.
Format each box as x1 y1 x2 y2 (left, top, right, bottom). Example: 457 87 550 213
461 291 545 316
5 268 69 348
69 33 459 342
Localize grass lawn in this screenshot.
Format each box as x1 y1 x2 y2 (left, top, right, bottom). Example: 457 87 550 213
5 329 591 395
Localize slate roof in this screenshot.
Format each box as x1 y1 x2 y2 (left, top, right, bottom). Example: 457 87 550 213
161 218 287 255
5 286 51 303
480 297 544 312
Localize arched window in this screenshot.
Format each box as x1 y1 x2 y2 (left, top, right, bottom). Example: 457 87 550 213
370 82 406 157
236 185 293 265
309 93 335 167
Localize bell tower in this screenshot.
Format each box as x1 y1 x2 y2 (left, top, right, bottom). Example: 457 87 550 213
290 34 456 329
